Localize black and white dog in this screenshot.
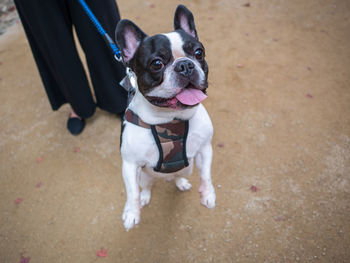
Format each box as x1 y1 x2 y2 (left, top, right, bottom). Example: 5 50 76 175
116 5 215 231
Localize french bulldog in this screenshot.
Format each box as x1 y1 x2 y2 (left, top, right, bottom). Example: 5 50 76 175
116 4 215 231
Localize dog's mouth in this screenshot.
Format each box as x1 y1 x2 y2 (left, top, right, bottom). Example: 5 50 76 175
146 84 207 109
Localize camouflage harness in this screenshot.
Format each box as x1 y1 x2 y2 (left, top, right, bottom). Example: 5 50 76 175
124 109 189 173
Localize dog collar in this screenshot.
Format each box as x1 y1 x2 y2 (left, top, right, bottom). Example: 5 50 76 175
124 109 189 173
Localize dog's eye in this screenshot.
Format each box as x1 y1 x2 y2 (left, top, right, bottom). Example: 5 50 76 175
150 59 164 71
194 49 204 60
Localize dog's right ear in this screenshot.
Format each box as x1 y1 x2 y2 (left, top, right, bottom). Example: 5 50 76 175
115 20 147 64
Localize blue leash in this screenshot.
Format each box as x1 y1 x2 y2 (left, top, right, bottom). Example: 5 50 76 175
77 0 122 62
78 0 136 104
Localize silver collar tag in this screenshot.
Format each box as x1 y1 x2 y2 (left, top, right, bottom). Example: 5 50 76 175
120 67 137 105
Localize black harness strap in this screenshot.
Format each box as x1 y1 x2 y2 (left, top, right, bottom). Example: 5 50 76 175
150 125 164 172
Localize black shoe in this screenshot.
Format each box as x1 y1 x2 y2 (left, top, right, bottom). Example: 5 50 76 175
67 117 85 135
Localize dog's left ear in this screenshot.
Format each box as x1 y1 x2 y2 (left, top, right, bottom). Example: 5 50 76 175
174 5 198 40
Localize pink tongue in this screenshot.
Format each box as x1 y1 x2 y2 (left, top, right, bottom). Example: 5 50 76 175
175 88 207 106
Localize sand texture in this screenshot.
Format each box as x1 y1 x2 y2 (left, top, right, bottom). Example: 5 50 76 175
1 0 350 262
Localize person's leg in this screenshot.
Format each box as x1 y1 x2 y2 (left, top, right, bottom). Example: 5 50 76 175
15 0 66 111
14 0 96 119
68 0 128 115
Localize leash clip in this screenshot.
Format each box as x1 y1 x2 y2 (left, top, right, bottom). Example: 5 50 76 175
114 54 123 62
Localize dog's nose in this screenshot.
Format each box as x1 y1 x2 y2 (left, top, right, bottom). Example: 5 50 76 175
174 60 195 77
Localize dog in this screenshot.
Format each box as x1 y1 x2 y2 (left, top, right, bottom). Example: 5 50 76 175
116 5 215 231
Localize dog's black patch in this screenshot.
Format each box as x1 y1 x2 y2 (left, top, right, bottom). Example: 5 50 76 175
176 30 209 80
132 34 173 96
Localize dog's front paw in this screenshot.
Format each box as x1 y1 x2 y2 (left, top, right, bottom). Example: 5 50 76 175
199 183 216 209
200 191 216 209
122 208 140 231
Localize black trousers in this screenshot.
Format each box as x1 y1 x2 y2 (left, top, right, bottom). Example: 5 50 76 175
14 0 127 118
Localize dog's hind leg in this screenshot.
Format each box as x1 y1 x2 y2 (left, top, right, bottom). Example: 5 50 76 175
175 160 193 191
139 171 154 207
175 177 192 191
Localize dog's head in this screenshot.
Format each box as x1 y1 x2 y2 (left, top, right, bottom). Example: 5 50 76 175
116 5 208 109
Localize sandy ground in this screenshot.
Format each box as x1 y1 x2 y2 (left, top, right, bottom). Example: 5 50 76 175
1 0 350 262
